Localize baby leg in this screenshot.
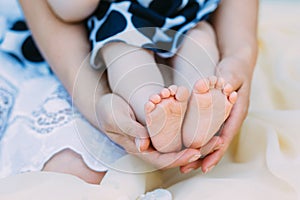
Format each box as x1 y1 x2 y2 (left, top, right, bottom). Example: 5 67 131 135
183 76 237 148
101 43 188 152
171 22 237 148
43 149 105 184
145 85 189 153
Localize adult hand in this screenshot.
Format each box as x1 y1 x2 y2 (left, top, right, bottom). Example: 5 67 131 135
180 56 254 173
96 93 203 170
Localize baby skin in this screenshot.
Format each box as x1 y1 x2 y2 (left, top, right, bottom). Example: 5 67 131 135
101 42 189 153
101 42 237 153
145 76 237 152
182 76 237 149
145 85 189 153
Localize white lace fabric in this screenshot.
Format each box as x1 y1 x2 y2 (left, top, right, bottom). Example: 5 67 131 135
0 0 126 178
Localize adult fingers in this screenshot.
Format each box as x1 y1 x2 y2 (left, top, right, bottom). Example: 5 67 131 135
179 136 224 173
180 141 227 174
97 94 150 152
179 159 203 173
137 147 202 170
199 136 223 157
97 94 205 169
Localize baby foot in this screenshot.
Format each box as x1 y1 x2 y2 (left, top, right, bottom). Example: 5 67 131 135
145 85 189 153
182 76 237 148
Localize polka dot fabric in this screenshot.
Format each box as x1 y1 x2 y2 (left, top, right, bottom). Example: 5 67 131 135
87 0 220 69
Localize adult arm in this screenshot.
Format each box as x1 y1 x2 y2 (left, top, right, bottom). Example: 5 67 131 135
20 0 106 128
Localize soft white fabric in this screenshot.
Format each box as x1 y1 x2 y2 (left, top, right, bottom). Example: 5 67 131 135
0 1 300 200
0 0 126 177
0 51 126 177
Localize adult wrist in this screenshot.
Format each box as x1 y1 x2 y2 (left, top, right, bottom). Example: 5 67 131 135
220 40 258 69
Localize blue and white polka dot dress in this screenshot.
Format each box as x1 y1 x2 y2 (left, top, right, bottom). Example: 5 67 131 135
87 0 220 68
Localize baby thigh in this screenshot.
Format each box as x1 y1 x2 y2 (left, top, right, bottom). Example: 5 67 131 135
43 149 106 184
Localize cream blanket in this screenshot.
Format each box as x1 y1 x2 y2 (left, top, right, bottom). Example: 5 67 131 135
0 1 300 200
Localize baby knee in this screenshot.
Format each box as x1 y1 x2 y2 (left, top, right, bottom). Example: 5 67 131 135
47 0 99 23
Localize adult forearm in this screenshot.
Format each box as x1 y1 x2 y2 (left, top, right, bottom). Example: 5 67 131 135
211 0 259 68
19 0 110 127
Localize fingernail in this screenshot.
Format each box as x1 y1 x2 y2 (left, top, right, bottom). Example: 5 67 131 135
183 168 194 174
135 138 141 152
188 153 201 163
204 165 215 174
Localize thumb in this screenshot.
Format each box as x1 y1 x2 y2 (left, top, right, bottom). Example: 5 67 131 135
122 118 150 152
109 94 150 151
